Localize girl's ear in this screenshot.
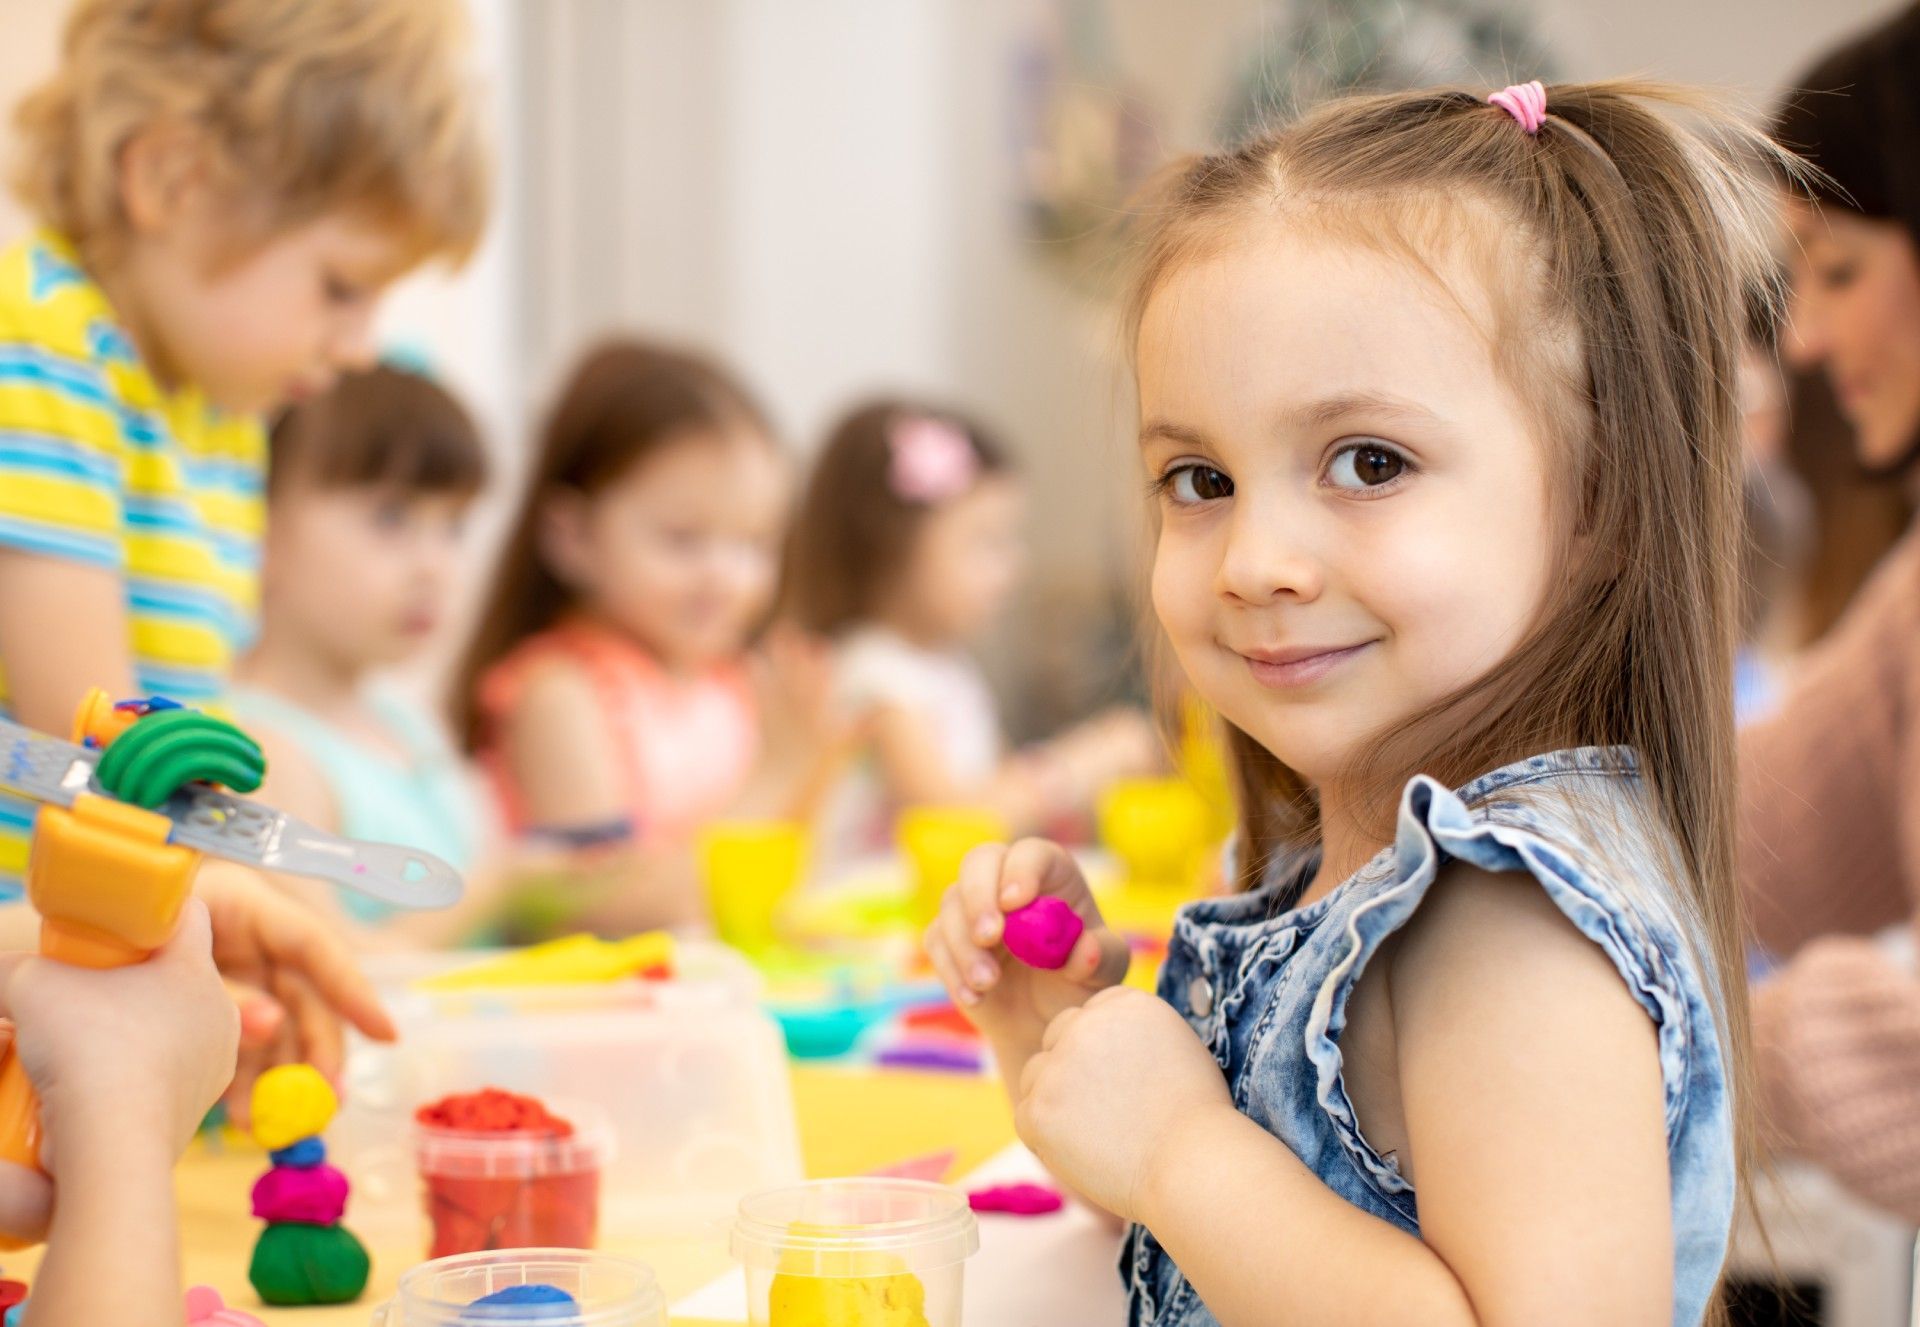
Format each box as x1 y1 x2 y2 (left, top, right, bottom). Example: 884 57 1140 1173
536 487 593 593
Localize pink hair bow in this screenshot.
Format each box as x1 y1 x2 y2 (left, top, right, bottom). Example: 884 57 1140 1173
888 416 978 504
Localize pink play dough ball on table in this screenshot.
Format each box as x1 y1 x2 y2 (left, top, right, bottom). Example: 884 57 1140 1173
1001 896 1084 970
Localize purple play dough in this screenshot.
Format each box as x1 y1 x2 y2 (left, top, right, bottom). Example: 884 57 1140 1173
1001 897 1084 970
250 1161 349 1225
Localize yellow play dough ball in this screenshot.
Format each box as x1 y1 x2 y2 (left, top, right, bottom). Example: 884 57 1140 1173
249 1064 339 1151
768 1271 930 1327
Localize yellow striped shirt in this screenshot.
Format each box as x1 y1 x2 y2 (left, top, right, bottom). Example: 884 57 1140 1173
0 230 266 894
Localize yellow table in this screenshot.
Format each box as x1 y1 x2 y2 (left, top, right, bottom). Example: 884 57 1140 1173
8 1065 1014 1325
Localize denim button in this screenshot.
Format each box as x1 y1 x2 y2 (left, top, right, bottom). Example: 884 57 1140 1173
1188 975 1214 1018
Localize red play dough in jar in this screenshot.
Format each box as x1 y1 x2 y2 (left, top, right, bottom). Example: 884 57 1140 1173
412 1089 610 1257
1001 896 1084 969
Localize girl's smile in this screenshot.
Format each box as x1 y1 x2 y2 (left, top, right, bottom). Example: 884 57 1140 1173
1236 640 1378 689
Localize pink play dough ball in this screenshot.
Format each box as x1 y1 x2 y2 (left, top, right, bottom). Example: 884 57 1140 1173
1001 896 1084 970
250 1162 349 1225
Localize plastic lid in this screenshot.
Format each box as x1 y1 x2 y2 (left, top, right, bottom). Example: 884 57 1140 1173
414 1099 615 1180
730 1179 980 1279
382 1249 663 1326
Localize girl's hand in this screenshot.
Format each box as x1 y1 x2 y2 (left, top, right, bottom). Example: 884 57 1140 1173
194 862 397 1123
1016 985 1233 1222
924 839 1129 1058
751 624 838 761
748 624 868 820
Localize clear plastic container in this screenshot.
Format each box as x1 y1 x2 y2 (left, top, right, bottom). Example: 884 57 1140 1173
370 1249 664 1326
731 1179 979 1327
333 943 802 1244
415 1099 612 1256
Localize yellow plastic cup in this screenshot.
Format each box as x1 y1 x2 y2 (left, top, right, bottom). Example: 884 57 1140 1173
1098 777 1210 892
699 821 809 954
895 807 1006 927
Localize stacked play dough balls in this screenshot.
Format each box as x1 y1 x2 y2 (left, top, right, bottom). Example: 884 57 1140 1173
247 1065 371 1306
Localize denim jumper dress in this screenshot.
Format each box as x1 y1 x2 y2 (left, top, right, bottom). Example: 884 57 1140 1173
1122 749 1735 1326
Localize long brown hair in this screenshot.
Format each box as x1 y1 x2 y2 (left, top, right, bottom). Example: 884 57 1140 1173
1126 80 1794 1306
781 399 1011 637
452 339 771 751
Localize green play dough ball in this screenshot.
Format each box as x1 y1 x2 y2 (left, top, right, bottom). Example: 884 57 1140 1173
248 1222 370 1306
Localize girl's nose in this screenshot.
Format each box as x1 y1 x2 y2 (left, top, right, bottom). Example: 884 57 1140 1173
1215 501 1323 606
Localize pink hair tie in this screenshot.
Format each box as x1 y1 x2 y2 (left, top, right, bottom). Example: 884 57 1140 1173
1488 80 1548 135
888 415 979 504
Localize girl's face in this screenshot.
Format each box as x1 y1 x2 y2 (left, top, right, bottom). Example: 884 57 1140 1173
1784 199 1920 470
543 431 789 671
1139 230 1557 786
888 476 1027 646
263 481 472 670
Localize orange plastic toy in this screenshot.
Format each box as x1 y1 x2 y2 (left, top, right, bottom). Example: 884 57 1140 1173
0 692 232 1248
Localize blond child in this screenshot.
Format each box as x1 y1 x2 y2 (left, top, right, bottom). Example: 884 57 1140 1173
0 0 487 1090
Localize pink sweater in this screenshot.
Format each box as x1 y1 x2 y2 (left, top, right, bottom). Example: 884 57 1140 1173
1741 522 1920 1219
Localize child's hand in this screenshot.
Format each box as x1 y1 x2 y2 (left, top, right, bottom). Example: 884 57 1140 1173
749 624 871 820
925 839 1129 1056
1015 985 1232 1222
194 862 397 1123
0 900 237 1185
751 624 838 758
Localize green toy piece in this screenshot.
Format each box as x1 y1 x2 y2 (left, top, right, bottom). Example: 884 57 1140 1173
246 1222 370 1307
93 709 265 809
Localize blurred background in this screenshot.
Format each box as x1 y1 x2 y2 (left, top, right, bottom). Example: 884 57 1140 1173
0 0 1891 737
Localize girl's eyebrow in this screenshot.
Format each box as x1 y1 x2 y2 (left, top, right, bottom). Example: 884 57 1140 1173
1282 390 1446 431
1139 392 1446 452
1138 419 1210 450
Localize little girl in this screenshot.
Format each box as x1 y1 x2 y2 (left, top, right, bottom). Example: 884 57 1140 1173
782 400 1155 861
929 81 1785 1324
454 340 839 929
234 364 490 928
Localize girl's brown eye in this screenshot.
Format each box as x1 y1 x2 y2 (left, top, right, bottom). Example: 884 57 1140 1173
1165 465 1233 503
1327 442 1407 490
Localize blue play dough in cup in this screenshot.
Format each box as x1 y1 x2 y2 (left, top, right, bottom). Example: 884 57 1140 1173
463 1284 580 1320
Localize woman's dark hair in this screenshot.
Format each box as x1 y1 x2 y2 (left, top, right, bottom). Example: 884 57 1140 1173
452 338 772 751
1770 6 1920 611
780 399 1012 637
1773 3 1920 239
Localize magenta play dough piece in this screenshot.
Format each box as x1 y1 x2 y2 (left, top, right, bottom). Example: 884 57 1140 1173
968 1182 1065 1215
1001 897 1083 969
250 1162 349 1225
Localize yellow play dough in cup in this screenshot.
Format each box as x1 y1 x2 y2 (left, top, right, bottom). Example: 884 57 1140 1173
732 1180 977 1327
